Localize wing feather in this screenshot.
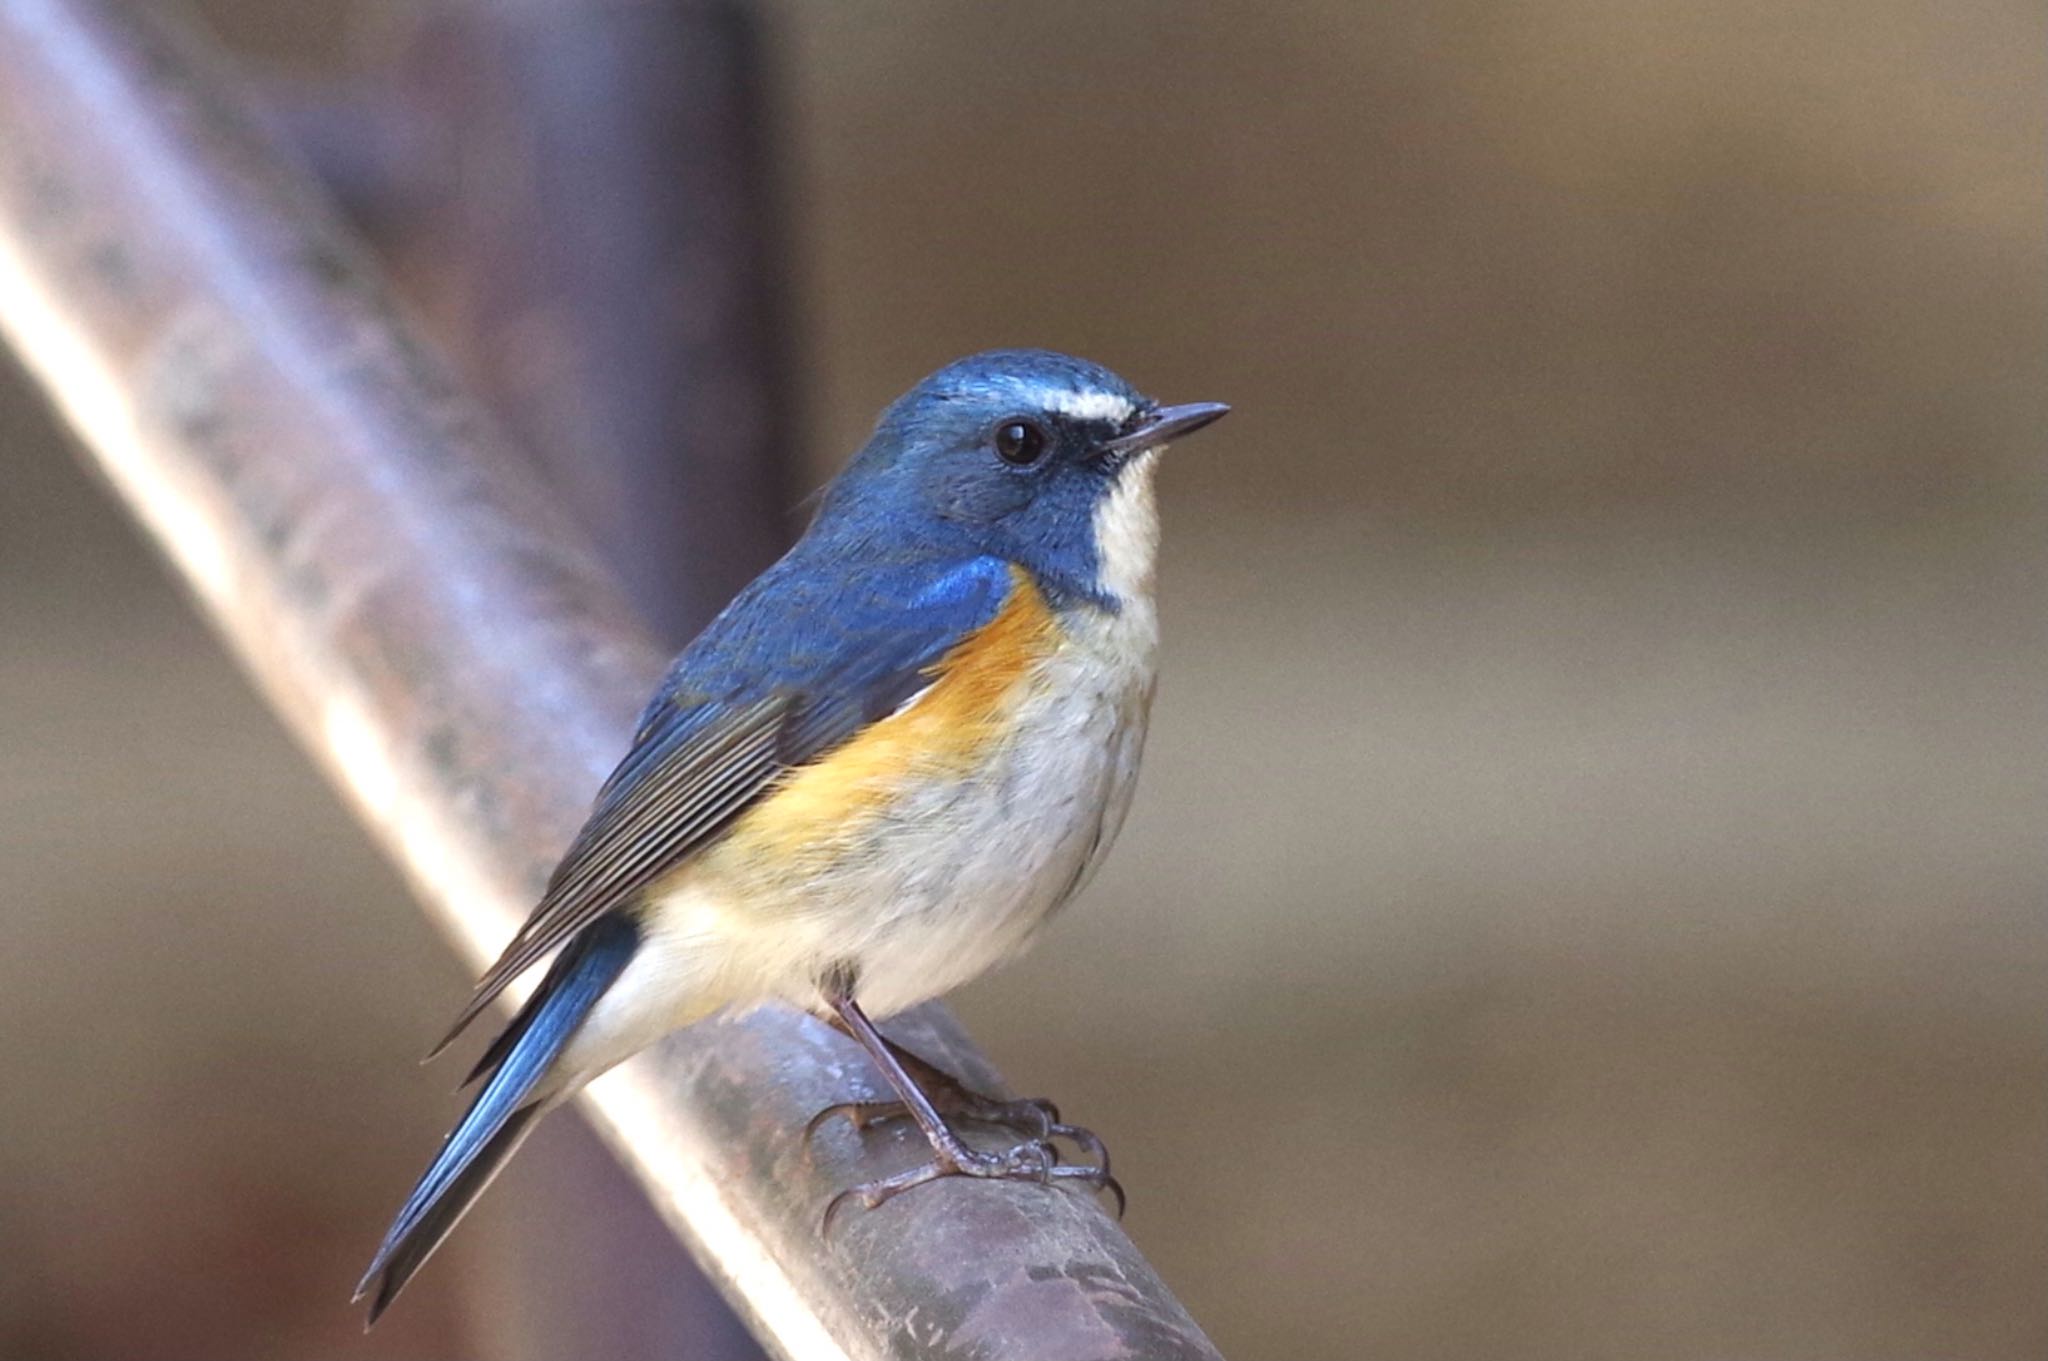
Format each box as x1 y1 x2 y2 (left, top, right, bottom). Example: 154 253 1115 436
429 553 1017 1055
430 696 789 1053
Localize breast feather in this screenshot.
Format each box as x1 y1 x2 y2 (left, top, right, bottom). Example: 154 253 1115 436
715 567 1058 869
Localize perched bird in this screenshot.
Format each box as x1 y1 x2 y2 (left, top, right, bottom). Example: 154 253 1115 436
356 349 1228 1321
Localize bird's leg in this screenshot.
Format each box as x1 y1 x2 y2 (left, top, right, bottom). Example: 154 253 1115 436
814 980 1122 1229
807 1017 1110 1171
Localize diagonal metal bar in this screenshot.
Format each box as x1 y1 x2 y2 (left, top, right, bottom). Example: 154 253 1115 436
0 1 1224 1358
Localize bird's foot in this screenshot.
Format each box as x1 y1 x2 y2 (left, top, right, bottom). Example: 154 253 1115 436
805 1069 1111 1174
807 1013 1122 1228
821 1134 1123 1233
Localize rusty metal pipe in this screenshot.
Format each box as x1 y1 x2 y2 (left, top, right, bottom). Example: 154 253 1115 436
0 1 1222 1357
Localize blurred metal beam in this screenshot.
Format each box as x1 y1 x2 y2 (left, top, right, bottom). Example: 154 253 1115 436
348 0 797 643
0 2 1224 1359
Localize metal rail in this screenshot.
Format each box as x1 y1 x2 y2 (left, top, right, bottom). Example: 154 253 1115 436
0 2 1223 1358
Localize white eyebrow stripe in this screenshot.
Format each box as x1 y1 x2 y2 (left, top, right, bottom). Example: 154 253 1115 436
1040 388 1135 423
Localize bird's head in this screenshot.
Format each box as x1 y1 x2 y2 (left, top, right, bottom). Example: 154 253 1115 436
817 349 1229 609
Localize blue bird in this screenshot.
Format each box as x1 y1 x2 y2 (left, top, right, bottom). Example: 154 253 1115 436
356 349 1228 1321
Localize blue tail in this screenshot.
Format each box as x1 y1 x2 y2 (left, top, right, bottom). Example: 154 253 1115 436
356 914 639 1324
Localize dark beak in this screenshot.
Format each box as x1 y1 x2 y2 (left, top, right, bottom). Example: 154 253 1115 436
1103 401 1231 455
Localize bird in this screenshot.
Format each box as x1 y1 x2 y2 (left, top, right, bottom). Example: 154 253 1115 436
355 348 1228 1322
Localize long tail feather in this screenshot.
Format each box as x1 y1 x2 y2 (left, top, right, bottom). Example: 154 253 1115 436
359 1103 539 1325
357 914 639 1324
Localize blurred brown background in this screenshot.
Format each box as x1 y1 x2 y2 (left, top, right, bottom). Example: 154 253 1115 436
2 1 2042 1358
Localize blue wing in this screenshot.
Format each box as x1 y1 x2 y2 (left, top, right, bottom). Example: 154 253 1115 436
432 551 1015 1051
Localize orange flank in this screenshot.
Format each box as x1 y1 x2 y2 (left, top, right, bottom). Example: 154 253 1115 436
714 566 1059 873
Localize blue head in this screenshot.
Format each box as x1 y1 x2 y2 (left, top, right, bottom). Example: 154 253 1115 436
811 350 1229 608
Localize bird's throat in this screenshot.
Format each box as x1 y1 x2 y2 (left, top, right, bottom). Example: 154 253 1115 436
1091 450 1162 604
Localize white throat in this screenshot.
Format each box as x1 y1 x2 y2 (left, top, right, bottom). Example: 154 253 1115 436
1092 450 1162 604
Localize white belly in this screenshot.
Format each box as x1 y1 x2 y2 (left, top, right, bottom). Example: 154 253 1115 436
801 614 1156 1015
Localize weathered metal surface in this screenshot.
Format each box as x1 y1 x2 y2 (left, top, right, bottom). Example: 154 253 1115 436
0 1 1224 1357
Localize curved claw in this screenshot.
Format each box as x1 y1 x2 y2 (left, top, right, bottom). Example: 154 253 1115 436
820 1181 875 1236
1017 1160 1123 1217
803 1104 851 1147
1034 1157 1121 1214
803 1099 901 1146
1100 1172 1127 1219
1045 1121 1109 1174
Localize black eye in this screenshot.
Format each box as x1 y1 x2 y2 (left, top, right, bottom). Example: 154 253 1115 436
994 420 1048 466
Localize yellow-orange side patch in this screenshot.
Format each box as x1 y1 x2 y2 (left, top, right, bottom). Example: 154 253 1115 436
714 566 1057 871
